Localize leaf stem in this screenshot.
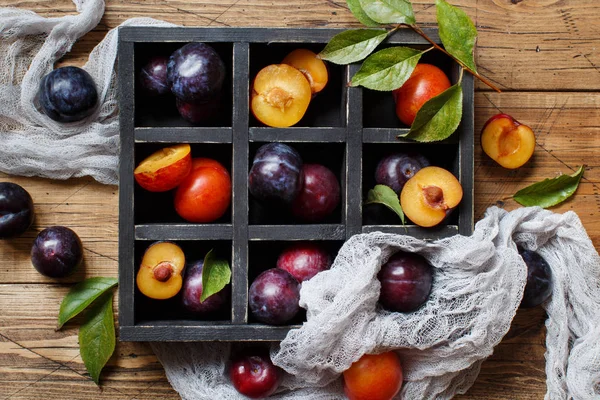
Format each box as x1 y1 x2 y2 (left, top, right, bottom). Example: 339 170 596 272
458 67 464 84
388 25 401 35
403 23 502 92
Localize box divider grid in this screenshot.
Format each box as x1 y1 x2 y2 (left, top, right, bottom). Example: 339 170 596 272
459 75 475 235
249 127 346 143
231 42 250 324
134 224 233 241
118 39 136 328
345 63 363 237
134 127 233 143
362 225 459 238
118 27 439 45
363 128 459 144
120 325 297 342
248 224 346 241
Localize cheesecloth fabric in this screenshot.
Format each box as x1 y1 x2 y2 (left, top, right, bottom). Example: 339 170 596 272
1 2 599 399
0 0 172 184
152 207 600 400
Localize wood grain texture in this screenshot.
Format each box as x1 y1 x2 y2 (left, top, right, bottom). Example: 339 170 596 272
0 0 598 398
474 91 600 247
2 0 599 90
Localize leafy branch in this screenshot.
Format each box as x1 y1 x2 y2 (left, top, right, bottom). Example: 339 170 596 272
319 0 502 143
404 23 500 92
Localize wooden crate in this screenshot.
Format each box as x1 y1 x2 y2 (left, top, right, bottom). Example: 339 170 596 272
117 27 474 341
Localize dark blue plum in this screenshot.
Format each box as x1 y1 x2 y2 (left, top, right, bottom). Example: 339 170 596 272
378 251 433 312
0 182 34 239
248 143 303 205
375 152 430 194
167 43 226 103
139 56 169 96
181 259 230 316
249 268 300 325
31 226 83 278
519 248 553 308
38 66 98 122
176 95 221 124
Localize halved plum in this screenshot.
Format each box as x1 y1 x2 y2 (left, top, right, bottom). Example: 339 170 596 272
134 144 192 192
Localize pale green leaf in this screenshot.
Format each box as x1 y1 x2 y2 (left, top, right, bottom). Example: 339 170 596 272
347 0 381 27
404 83 463 142
57 277 118 329
513 166 585 208
365 185 405 224
79 292 115 385
319 29 388 65
359 0 416 25
350 47 422 91
436 0 478 72
200 249 231 303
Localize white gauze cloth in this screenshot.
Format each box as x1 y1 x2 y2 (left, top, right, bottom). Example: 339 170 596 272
152 207 600 400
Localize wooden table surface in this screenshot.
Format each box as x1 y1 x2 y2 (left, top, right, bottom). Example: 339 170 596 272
1 0 599 399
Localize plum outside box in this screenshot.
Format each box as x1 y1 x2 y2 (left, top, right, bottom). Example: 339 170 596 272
117 27 474 342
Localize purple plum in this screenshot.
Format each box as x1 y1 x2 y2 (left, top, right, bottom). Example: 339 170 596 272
378 251 433 312
291 164 340 222
0 182 34 239
139 56 169 96
249 268 300 325
519 248 553 308
38 66 98 122
176 96 221 124
229 348 281 398
181 259 230 315
248 143 303 205
31 226 83 278
276 242 331 282
375 152 430 194
167 43 225 103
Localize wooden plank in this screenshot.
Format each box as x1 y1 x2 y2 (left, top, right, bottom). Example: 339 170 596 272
1 0 599 91
0 285 170 397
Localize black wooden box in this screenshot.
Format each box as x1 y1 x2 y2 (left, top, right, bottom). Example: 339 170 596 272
117 27 474 341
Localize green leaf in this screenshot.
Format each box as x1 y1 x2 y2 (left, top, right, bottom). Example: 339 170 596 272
79 292 115 385
200 249 231 303
359 0 416 25
347 0 381 27
513 166 585 208
319 29 388 65
57 277 118 329
365 185 405 224
350 47 422 91
404 83 463 142
436 0 478 72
